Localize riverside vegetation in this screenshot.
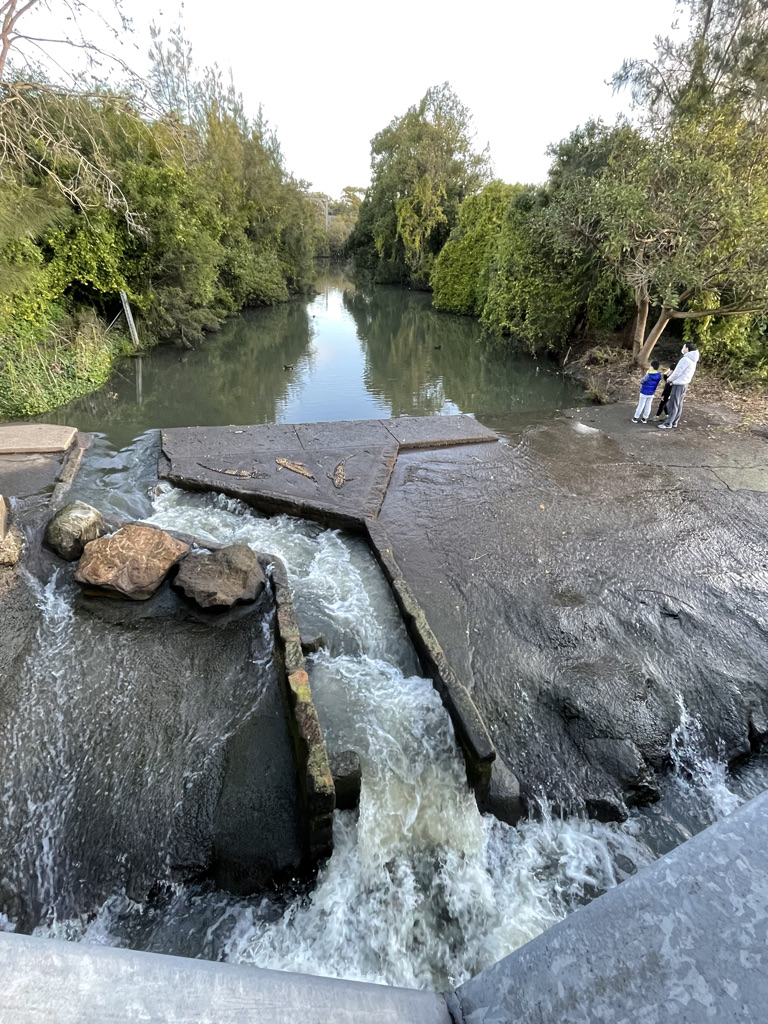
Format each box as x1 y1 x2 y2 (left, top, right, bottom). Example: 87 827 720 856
0 8 359 417
348 0 768 385
3 0 768 419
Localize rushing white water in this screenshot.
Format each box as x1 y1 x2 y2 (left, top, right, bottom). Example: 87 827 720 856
10 480 761 989
131 487 656 987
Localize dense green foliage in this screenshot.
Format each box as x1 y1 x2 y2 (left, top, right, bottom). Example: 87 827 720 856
348 83 490 285
0 31 320 416
427 1 768 377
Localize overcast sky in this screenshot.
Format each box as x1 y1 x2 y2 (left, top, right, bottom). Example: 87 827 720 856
31 0 681 196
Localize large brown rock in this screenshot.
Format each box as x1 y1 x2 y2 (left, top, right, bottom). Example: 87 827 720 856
44 501 107 561
172 544 265 608
75 524 190 600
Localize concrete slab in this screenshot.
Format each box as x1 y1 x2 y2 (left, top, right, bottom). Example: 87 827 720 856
161 423 301 460
457 789 768 1024
162 444 399 527
376 417 768 819
382 414 498 449
295 419 396 450
0 932 451 1024
0 423 77 454
0 452 65 498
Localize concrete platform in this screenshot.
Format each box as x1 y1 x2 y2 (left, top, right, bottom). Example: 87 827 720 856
0 424 77 454
0 425 87 502
159 416 497 528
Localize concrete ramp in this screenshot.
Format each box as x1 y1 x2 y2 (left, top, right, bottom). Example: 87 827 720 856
0 932 452 1024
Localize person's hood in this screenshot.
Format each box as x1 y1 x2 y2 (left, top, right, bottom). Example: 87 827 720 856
684 349 701 365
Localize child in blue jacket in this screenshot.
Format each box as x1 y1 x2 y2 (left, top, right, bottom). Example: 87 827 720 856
632 360 662 423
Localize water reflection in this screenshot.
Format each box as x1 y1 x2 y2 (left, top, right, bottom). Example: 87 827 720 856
32 268 581 448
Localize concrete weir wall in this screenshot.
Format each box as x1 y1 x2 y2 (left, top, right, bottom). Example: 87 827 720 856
0 933 452 1024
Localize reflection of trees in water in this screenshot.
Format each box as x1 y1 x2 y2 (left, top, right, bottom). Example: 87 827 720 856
343 286 569 417
44 301 313 436
313 264 356 296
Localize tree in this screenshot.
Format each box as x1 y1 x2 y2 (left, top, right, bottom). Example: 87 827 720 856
547 113 768 365
613 0 768 126
348 83 491 284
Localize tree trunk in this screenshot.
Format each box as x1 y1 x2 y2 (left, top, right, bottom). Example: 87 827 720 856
630 294 650 358
635 308 673 367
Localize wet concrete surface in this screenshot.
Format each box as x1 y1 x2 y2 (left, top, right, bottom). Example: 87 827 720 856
160 417 496 528
377 406 768 817
0 570 305 930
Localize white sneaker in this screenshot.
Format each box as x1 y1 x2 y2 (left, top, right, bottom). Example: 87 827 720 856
632 417 639 423
658 423 672 430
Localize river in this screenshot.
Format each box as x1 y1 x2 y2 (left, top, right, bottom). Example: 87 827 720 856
37 267 581 448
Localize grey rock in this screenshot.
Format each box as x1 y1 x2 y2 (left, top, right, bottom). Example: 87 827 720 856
301 633 327 655
43 500 107 561
172 544 265 609
477 757 523 826
328 750 362 811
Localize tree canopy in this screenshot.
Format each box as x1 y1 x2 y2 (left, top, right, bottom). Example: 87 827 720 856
348 83 490 285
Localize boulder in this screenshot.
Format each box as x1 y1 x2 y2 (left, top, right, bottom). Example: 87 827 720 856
75 524 190 600
328 750 362 811
172 544 265 609
44 501 107 561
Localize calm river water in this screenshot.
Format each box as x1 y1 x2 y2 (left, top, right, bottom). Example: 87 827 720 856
38 267 581 447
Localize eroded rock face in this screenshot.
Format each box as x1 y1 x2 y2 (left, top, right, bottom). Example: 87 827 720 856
172 544 265 608
44 501 107 561
328 750 361 811
75 524 189 600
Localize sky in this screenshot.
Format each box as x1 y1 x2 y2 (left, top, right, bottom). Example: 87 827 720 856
27 0 682 196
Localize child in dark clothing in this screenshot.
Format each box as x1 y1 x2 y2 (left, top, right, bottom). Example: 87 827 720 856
654 361 677 420
632 360 662 423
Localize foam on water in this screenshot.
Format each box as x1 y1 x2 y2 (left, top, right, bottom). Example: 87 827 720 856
12 481 761 989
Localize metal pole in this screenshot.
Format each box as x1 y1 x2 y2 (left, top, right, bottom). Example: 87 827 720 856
119 291 140 349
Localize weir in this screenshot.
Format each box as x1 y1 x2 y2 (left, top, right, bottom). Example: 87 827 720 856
2 410 767 1015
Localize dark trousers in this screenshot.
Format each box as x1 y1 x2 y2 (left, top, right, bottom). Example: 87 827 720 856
656 383 672 417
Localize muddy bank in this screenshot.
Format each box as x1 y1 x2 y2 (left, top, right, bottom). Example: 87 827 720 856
377 404 768 818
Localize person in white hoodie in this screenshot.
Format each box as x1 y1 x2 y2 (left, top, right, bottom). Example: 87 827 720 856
658 342 700 429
